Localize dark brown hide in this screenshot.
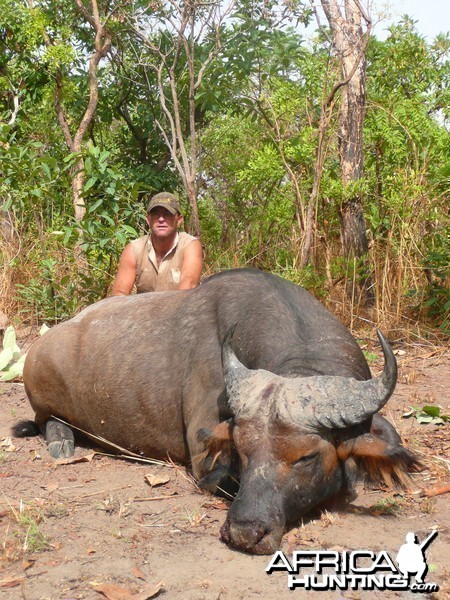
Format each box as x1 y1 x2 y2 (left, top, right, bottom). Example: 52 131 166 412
16 269 418 555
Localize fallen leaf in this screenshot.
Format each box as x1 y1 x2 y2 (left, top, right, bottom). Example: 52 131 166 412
56 452 96 465
132 581 164 600
21 559 35 571
87 548 96 555
93 583 134 599
144 473 170 488
342 591 362 600
51 541 62 550
93 582 163 600
46 482 59 492
132 566 146 580
40 323 50 336
208 500 229 510
0 577 24 589
0 348 13 371
299 537 318 547
0 437 15 452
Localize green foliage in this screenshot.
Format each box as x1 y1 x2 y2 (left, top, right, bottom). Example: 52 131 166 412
74 144 142 246
0 124 71 219
15 509 51 553
0 325 49 381
362 350 378 364
369 498 403 515
11 146 143 320
403 405 450 425
421 231 450 332
15 261 82 323
274 264 327 298
75 147 143 304
0 1 449 334
0 326 24 381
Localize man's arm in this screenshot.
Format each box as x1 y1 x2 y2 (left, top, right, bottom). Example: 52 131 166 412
179 239 204 290
111 243 137 296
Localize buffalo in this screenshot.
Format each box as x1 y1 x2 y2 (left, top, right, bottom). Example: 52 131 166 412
13 269 418 554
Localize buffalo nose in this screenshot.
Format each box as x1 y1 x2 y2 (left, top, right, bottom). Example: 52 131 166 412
220 518 282 555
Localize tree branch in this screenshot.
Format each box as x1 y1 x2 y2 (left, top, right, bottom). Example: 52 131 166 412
73 0 112 150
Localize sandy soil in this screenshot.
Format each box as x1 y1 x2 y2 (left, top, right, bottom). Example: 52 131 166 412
1 338 449 600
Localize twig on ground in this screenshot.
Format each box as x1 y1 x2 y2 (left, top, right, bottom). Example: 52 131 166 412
50 415 172 467
94 451 173 467
421 483 450 498
73 485 132 499
132 494 181 502
166 454 200 490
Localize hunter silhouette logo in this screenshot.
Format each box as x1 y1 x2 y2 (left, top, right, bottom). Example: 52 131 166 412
266 530 440 592
396 530 438 585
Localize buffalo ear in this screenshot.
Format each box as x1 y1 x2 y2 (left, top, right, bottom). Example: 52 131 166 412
197 419 234 444
193 419 234 475
193 419 237 495
337 432 421 488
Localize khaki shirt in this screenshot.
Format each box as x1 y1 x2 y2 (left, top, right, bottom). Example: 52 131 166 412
131 232 197 293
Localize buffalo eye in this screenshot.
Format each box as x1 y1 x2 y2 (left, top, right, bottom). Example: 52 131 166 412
292 451 319 466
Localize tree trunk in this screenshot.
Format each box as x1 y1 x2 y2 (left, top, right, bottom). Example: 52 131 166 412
340 199 368 256
49 0 111 271
337 1 366 253
186 178 200 236
72 160 87 223
300 111 329 268
0 207 15 244
320 0 374 304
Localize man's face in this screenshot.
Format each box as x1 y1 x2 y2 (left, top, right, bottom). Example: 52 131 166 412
147 207 182 240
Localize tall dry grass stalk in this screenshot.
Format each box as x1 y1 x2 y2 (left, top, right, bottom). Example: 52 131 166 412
0 231 21 320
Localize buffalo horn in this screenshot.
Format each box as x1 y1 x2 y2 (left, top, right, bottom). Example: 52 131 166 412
222 324 251 383
222 325 256 414
296 330 398 429
222 326 398 429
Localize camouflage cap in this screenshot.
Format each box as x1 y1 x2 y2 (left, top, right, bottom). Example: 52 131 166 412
146 192 181 215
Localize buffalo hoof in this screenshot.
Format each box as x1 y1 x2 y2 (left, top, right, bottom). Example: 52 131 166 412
48 440 75 458
45 419 75 458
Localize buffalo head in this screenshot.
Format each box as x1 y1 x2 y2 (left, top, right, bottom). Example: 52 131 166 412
198 327 418 555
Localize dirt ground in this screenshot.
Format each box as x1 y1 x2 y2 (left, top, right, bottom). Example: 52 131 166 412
1 337 449 600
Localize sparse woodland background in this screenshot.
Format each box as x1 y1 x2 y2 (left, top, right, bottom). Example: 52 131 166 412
1 0 449 337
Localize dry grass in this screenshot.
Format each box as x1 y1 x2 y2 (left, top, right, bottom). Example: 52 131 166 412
1 495 51 562
2 202 448 344
184 505 209 527
0 238 20 320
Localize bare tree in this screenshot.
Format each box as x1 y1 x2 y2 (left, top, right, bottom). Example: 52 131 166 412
131 0 236 236
52 1 112 225
300 76 337 269
309 0 374 302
